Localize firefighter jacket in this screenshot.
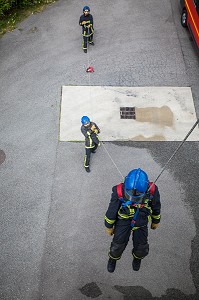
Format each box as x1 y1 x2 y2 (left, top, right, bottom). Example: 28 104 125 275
105 184 161 230
81 122 100 148
79 14 94 36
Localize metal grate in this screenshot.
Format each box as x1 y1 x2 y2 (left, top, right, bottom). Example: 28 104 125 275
120 107 136 119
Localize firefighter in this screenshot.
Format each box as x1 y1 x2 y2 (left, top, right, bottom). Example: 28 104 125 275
81 116 100 172
79 6 94 53
105 168 161 272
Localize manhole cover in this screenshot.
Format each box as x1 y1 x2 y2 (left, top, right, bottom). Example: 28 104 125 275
120 107 136 119
0 150 6 165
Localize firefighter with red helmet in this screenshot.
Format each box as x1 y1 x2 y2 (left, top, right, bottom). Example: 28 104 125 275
81 116 100 172
105 168 161 272
79 6 94 53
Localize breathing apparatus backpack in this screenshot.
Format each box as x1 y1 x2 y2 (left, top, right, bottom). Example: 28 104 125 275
116 182 156 228
116 182 155 201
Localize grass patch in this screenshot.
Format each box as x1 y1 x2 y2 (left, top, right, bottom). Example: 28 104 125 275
0 0 58 36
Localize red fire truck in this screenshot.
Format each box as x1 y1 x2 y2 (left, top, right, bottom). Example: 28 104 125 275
180 0 199 51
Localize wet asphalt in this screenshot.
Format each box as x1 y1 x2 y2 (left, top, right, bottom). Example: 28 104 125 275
0 0 199 299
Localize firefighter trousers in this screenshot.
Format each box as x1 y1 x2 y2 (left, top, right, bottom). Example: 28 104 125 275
84 144 98 168
109 218 149 261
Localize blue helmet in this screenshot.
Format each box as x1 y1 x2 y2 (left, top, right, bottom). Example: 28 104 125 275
81 116 90 125
124 168 149 199
83 6 90 12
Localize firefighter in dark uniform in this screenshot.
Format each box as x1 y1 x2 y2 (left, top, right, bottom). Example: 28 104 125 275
79 6 94 53
81 116 100 172
105 168 161 272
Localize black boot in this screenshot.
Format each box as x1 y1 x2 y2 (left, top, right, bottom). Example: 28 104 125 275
83 49 87 53
107 258 116 273
89 41 94 45
132 258 141 271
85 167 90 172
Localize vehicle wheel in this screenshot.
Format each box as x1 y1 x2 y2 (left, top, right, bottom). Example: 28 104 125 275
181 9 188 28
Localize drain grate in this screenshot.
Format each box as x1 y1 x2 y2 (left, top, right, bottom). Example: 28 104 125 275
120 107 136 119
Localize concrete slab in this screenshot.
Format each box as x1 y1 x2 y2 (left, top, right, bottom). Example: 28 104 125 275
60 86 199 142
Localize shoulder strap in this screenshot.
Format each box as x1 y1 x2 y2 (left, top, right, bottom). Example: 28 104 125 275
116 183 123 199
149 182 156 196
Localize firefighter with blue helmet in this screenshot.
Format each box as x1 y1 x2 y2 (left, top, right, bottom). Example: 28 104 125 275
81 116 100 172
105 168 161 272
79 6 94 53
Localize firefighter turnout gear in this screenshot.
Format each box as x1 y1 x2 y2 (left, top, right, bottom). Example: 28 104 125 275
81 120 100 172
79 11 94 52
104 170 161 272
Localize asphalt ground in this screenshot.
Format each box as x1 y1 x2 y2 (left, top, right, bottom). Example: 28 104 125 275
0 0 199 299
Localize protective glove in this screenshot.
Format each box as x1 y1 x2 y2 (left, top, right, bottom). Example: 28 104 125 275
91 124 96 131
91 125 98 134
151 223 159 230
105 227 114 236
81 21 87 25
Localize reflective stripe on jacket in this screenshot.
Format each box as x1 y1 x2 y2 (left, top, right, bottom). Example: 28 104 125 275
79 14 94 36
81 122 100 148
105 185 161 230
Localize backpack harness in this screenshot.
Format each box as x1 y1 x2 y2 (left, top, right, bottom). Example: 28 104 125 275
116 182 155 228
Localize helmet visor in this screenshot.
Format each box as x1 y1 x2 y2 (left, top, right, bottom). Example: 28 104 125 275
84 122 90 126
125 189 145 200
